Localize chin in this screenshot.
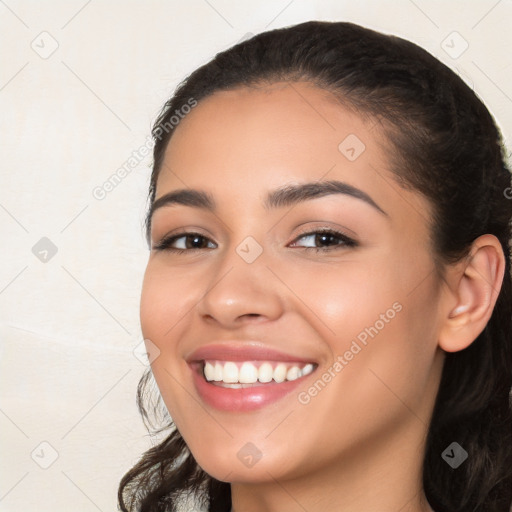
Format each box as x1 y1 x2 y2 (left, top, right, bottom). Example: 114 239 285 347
190 443 293 483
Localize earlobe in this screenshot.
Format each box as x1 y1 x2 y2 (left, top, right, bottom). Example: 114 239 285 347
438 234 505 353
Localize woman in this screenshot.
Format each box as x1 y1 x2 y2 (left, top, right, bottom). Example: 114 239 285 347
118 21 512 512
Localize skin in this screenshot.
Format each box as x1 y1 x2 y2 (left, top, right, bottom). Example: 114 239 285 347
140 82 505 512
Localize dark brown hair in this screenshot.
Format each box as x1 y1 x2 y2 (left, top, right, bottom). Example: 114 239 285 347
119 21 512 512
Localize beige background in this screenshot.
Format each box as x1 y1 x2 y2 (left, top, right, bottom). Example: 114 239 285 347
1 1 511 511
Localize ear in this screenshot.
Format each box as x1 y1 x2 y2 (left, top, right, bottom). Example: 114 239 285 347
438 234 506 353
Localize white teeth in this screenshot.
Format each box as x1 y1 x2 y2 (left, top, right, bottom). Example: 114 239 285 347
258 362 273 383
202 360 315 385
302 363 314 376
213 362 223 381
204 361 215 381
223 362 239 383
239 362 259 384
286 366 302 381
273 363 287 383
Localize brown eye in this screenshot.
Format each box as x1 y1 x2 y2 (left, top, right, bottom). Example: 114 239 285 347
182 234 210 249
153 232 217 252
290 229 357 251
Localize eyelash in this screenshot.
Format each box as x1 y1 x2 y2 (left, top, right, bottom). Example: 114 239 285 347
152 228 358 253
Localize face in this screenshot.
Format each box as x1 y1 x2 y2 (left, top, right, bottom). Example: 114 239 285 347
140 82 445 484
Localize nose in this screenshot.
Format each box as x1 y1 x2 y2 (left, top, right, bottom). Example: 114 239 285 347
195 248 285 329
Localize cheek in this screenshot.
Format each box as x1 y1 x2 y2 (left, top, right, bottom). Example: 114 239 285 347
279 258 403 343
140 262 198 340
291 278 439 456
282 254 439 387
139 262 209 428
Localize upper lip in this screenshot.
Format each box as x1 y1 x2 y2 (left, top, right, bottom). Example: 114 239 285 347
186 343 317 364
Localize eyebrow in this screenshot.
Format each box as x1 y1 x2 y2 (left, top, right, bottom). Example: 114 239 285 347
149 180 388 220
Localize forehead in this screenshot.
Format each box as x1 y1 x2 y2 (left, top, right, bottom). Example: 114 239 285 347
154 82 432 232
157 82 383 189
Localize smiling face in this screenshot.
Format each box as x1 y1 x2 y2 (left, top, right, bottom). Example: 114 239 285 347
140 82 446 492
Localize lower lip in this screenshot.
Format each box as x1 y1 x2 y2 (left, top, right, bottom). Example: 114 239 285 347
189 363 315 412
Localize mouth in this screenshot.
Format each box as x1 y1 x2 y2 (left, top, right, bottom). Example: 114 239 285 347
202 360 315 388
186 345 318 411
